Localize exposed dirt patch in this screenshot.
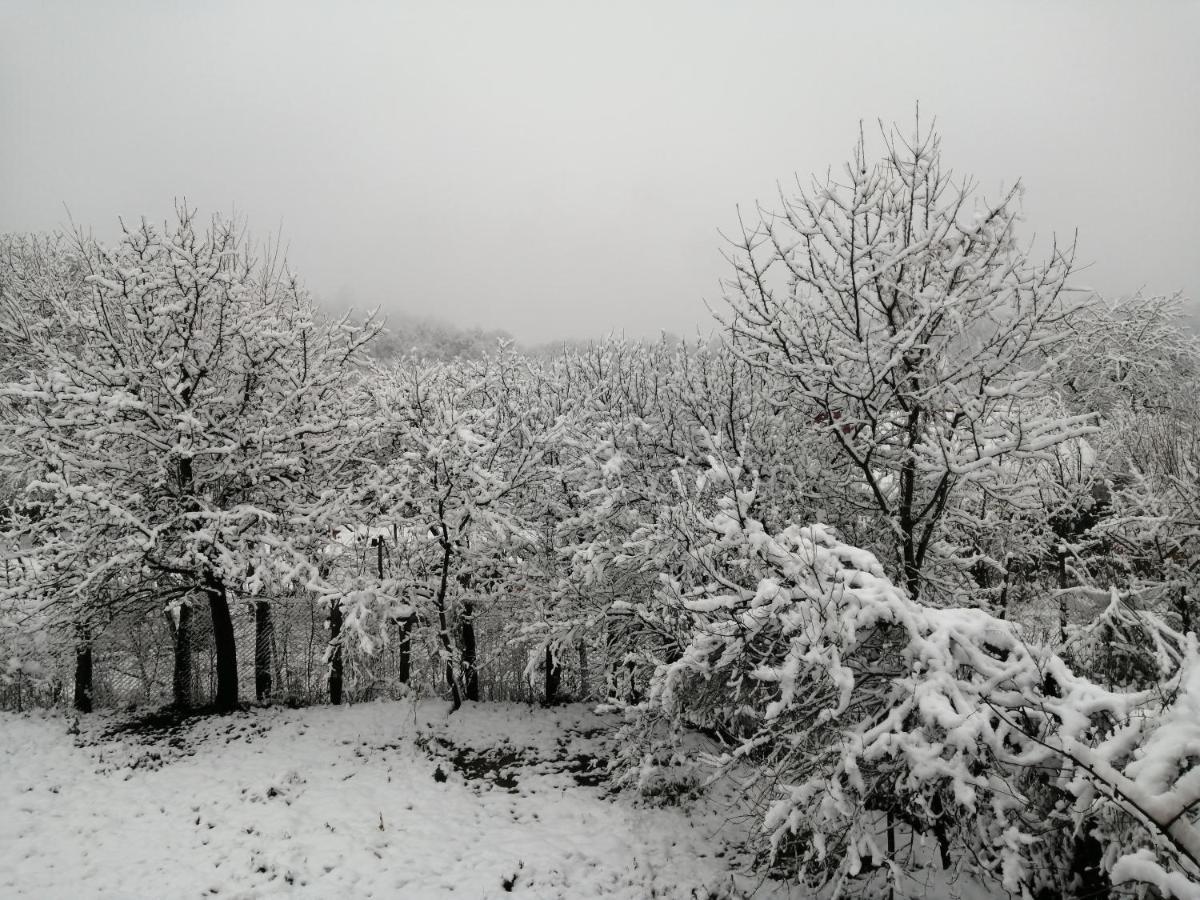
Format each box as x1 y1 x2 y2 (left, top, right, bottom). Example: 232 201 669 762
416 731 609 791
101 706 204 740
73 704 273 772
417 734 531 791
556 751 606 787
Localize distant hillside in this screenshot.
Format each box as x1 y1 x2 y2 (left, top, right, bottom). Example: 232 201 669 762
325 308 516 362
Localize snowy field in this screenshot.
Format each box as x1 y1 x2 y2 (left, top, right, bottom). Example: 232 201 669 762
0 701 786 899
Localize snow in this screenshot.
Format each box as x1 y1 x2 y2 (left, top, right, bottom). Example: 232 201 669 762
0 701 774 899
1111 849 1200 900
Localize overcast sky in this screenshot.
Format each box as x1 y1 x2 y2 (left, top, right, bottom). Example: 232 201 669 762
2 2 1197 343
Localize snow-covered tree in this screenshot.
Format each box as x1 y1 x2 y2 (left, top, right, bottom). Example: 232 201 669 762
717 119 1096 602
0 209 379 710
335 349 565 708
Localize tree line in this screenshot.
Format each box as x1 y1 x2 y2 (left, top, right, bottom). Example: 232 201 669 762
3 121 1200 898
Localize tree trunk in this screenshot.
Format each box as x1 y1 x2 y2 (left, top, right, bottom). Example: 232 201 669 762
886 810 897 900
898 409 922 604
1057 550 1069 644
461 601 478 702
544 644 561 706
328 599 343 705
902 554 920 602
1177 586 1191 634
204 568 239 712
254 600 273 702
173 601 193 709
73 640 93 713
398 615 412 685
1069 831 1110 900
434 532 462 711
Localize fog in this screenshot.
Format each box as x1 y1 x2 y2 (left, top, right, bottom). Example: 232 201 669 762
2 1 1197 342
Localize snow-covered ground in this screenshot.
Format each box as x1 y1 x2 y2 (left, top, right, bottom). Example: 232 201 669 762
0 701 782 899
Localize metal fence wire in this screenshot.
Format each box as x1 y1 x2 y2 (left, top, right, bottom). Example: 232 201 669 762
1 594 604 713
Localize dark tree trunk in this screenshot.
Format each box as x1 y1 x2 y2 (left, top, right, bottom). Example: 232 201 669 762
434 530 462 711
461 601 478 702
902 553 920 602
254 600 273 702
180 453 237 710
1177 586 1192 634
1057 550 1069 643
1069 831 1110 900
898 410 921 604
886 810 897 900
73 641 93 713
544 644 561 706
204 568 239 712
328 599 343 705
398 615 412 685
173 601 193 709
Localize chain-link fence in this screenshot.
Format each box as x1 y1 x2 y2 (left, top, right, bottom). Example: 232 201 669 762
1 594 603 713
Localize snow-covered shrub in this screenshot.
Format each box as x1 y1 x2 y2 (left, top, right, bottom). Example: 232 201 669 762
628 482 1200 898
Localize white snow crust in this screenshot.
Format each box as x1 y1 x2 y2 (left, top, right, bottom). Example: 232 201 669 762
0 701 776 898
